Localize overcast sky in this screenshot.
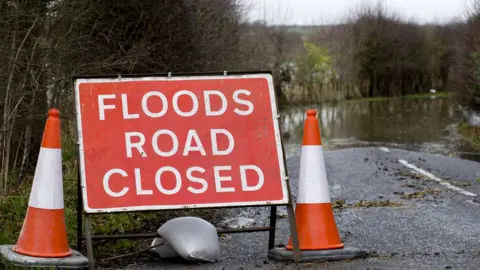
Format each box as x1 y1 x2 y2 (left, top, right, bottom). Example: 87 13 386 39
243 0 474 25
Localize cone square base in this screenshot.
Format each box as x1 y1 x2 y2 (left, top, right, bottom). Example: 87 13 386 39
268 246 367 262
0 245 89 269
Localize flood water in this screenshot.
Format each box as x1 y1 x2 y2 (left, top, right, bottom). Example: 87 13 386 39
280 96 480 162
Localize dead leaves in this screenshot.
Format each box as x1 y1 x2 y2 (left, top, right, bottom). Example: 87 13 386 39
332 199 404 209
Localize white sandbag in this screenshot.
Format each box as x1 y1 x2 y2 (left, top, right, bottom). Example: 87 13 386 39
150 237 179 259
157 216 221 262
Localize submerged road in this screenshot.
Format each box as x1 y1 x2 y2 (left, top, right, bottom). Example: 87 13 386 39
106 147 480 270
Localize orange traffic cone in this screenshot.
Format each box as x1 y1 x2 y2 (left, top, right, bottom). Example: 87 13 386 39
13 109 72 258
285 109 344 251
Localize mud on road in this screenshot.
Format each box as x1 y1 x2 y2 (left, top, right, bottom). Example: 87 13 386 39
103 147 480 270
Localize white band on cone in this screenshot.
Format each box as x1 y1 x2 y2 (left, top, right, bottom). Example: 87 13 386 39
28 148 64 209
297 145 331 204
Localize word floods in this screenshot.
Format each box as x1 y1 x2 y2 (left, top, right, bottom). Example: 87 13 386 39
74 74 288 212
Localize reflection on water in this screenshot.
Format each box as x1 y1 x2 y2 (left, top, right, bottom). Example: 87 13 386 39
280 97 480 162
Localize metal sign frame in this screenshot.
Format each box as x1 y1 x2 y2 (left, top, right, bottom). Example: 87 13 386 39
73 72 289 213
71 71 300 269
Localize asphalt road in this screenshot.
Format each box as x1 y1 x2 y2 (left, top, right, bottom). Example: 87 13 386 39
105 147 480 270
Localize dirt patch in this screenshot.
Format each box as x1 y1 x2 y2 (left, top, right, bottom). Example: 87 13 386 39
401 191 426 199
400 182 428 190
332 199 404 209
425 188 443 195
395 171 429 181
449 181 472 187
399 188 442 200
353 200 404 207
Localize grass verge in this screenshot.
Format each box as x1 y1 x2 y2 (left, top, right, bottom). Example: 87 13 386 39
279 90 450 109
457 122 480 149
404 91 449 99
343 91 449 104
0 136 224 268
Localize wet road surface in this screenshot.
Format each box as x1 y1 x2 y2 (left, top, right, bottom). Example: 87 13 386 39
107 147 480 270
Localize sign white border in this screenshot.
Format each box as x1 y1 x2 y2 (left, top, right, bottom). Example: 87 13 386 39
74 73 289 213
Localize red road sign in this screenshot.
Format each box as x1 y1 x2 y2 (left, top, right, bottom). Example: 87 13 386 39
74 73 289 213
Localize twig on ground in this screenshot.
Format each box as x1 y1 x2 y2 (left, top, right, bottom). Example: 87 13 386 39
98 240 165 262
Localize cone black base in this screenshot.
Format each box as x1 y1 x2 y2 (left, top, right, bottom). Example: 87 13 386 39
0 245 89 269
268 246 367 262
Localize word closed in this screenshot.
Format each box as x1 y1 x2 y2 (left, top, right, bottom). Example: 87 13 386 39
74 74 288 213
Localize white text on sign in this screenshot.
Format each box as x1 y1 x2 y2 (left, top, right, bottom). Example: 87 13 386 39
97 88 266 198
97 89 254 120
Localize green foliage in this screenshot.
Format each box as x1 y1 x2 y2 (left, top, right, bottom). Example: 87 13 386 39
470 51 480 104
471 51 480 79
294 41 338 100
284 5 457 105
356 33 387 75
473 51 480 108
448 9 480 111
303 41 335 73
351 12 451 98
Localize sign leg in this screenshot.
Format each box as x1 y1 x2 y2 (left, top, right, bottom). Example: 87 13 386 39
76 168 83 252
268 205 277 250
85 215 94 270
286 203 301 262
277 118 301 262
